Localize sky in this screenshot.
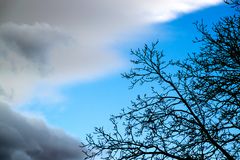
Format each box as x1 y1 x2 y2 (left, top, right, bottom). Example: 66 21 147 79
0 1 236 160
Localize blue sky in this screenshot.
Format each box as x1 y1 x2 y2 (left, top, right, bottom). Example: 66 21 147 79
0 1 236 160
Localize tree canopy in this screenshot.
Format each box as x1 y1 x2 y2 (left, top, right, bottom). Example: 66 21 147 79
83 2 240 160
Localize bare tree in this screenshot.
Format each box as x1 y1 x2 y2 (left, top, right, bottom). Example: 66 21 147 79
225 0 240 10
82 2 240 160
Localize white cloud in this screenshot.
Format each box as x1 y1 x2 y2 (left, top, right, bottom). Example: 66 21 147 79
0 0 222 104
0 23 124 104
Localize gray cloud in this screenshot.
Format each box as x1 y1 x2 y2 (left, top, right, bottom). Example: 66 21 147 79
0 0 222 30
0 103 84 160
0 22 124 104
0 23 69 65
0 0 222 104
0 23 69 73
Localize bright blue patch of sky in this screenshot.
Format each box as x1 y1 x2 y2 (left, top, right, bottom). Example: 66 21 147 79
20 3 236 141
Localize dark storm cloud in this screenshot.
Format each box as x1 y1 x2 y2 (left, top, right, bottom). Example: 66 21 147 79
0 103 84 160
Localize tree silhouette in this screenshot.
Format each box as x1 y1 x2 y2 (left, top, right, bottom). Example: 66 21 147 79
225 0 240 10
82 2 239 160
